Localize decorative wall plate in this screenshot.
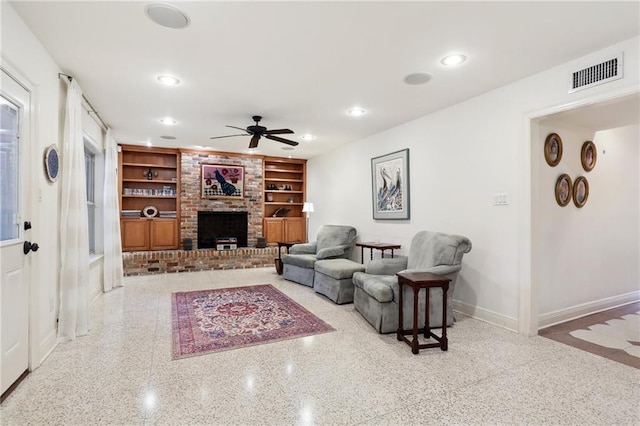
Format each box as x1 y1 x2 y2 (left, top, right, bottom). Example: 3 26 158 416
44 144 60 182
142 205 159 218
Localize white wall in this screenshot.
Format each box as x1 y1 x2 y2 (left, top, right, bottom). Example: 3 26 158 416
536 122 639 323
2 2 64 364
2 3 106 366
308 36 640 331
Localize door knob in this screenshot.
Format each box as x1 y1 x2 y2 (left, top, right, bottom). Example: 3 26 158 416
23 241 39 255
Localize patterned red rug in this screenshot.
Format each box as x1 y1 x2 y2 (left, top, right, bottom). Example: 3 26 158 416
171 284 335 359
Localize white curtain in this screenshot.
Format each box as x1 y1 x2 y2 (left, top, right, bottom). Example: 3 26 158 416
58 79 90 342
103 130 123 292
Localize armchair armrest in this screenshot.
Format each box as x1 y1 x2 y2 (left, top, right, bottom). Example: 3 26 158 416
317 244 350 259
401 264 461 276
289 242 317 254
365 256 408 275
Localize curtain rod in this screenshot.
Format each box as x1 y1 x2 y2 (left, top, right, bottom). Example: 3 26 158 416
58 73 108 131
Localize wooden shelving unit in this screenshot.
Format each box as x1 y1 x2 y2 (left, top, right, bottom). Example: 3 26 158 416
118 144 181 251
262 157 307 245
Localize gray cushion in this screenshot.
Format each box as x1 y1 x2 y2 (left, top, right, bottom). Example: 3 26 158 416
315 259 365 280
282 253 318 269
352 272 395 303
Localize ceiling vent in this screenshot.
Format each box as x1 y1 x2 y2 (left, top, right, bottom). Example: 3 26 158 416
569 53 623 93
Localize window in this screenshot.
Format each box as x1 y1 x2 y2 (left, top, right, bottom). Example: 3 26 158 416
0 100 20 242
85 146 95 254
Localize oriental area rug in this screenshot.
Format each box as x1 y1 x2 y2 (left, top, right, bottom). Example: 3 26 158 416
171 284 335 359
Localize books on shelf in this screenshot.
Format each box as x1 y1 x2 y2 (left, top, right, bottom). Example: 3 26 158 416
122 210 141 218
159 211 176 218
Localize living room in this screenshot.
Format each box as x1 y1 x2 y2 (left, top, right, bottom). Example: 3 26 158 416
2 1 639 423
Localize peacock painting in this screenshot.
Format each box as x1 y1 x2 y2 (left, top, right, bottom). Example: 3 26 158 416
201 164 244 198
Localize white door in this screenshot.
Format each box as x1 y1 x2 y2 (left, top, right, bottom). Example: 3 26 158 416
1 69 32 397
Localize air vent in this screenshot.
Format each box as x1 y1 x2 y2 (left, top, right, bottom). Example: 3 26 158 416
569 53 623 93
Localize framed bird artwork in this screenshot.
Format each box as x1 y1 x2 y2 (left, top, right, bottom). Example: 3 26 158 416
201 164 245 199
371 149 410 220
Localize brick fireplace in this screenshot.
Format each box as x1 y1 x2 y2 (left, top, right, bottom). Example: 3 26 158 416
180 151 263 249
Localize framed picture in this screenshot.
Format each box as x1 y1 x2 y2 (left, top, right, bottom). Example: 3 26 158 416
544 133 563 167
555 174 572 207
371 148 410 220
581 141 597 172
573 176 589 208
201 164 244 198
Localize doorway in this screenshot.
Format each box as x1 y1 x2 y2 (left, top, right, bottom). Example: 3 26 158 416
523 90 640 336
1 68 34 400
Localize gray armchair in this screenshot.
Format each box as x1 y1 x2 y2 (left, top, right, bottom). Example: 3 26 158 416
352 231 471 333
282 225 357 287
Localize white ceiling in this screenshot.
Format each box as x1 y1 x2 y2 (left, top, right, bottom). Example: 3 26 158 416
11 1 640 159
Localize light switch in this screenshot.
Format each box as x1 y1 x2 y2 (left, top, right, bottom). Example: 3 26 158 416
493 193 509 206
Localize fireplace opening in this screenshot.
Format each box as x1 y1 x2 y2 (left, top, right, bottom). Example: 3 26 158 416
197 211 248 249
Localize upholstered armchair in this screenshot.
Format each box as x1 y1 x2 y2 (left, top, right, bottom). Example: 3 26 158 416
352 231 471 333
282 225 357 287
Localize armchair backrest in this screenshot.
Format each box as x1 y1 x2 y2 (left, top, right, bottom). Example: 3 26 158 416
407 231 472 269
316 225 357 254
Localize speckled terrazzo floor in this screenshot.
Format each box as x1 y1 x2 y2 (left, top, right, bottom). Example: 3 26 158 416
1 268 639 425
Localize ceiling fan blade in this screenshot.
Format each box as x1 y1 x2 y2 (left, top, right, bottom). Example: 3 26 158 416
265 135 299 146
249 134 261 149
209 134 248 140
226 125 249 132
264 128 294 135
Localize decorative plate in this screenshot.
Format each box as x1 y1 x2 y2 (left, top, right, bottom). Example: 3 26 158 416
142 205 159 218
44 144 60 182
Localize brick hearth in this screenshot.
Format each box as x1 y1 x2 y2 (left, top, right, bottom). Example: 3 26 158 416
122 247 279 276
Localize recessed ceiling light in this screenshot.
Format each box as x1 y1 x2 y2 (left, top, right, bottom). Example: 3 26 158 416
440 54 467 66
157 75 180 86
404 72 433 85
146 141 152 147
160 135 176 139
300 134 316 141
145 3 190 29
347 108 366 117
160 117 176 125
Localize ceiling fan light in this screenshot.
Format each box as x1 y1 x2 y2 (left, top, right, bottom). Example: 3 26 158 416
157 74 180 85
440 53 467 66
160 117 176 125
347 108 366 117
300 134 316 141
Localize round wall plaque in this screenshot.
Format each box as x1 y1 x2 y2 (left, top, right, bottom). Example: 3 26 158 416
44 144 60 182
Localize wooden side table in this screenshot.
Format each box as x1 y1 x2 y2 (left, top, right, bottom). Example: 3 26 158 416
396 271 451 354
274 241 296 275
355 242 401 263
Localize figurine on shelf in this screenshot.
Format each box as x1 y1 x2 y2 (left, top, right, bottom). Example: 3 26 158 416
144 168 158 180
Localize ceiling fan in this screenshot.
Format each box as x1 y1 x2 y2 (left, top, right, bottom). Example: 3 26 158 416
210 115 299 149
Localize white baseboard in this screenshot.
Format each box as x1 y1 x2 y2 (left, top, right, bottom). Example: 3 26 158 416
538 290 640 330
453 300 519 333
37 328 57 368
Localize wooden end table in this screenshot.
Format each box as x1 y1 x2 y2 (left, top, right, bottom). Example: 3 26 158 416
274 241 297 275
396 271 451 354
355 242 401 263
